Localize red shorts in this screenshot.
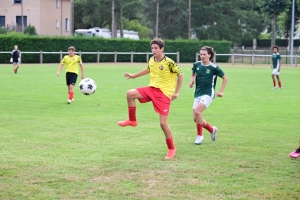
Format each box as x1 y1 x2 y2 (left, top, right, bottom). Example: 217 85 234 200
136 86 171 116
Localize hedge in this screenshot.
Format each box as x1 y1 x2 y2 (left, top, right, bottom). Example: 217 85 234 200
0 35 231 63
241 39 300 48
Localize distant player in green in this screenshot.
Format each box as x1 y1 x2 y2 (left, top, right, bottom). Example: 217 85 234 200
10 45 20 74
56 46 85 104
271 45 282 89
189 46 228 145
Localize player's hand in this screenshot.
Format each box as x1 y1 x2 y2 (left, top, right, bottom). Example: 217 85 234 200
216 91 223 97
171 92 179 100
124 72 134 79
56 72 60 77
189 81 194 88
81 75 85 79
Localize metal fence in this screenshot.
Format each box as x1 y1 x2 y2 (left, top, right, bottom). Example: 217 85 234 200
0 51 180 64
196 53 299 67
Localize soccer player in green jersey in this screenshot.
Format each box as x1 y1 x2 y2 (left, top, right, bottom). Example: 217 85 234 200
56 46 85 104
271 45 282 89
189 46 228 145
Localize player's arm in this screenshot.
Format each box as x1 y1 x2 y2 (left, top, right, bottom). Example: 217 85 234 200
172 73 183 100
124 68 149 79
189 73 196 88
56 63 64 77
80 63 85 79
278 58 282 72
216 75 228 97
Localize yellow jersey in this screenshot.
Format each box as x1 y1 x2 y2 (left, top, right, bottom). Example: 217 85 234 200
147 56 182 99
60 55 82 74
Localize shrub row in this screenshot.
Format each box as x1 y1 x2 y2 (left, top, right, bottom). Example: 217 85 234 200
241 39 300 48
0 35 231 63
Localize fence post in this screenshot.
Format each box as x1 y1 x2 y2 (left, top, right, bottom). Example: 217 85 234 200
97 51 100 63
79 51 82 57
131 51 133 63
196 53 198 62
40 51 43 64
213 52 216 63
19 51 22 63
60 51 62 61
252 53 254 66
176 51 180 63
114 51 117 63
296 54 298 67
232 53 235 65
146 52 149 62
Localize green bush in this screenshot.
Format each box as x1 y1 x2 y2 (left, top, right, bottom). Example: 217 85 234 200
0 35 231 63
24 25 37 35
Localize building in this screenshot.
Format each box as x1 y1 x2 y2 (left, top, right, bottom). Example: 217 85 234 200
0 0 73 36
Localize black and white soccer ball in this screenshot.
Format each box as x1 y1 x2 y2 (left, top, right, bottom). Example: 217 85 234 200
79 78 97 95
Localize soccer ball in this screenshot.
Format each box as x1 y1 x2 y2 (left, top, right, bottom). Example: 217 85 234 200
79 78 97 95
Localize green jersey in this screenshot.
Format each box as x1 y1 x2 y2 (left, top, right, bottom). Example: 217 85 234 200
192 61 225 98
272 53 281 69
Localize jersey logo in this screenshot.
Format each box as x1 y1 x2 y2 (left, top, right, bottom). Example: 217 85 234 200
159 65 164 70
206 69 210 74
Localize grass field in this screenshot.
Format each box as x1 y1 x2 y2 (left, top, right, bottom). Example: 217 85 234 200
0 63 299 200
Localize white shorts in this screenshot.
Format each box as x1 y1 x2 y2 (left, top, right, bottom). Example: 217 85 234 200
272 68 280 75
192 95 213 109
13 62 19 65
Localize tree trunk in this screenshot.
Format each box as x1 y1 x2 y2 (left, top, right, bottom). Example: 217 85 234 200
271 13 276 47
120 7 124 38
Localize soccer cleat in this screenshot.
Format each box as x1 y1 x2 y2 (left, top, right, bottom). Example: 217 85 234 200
67 99 72 104
117 119 137 127
272 86 277 89
165 148 176 159
211 126 217 141
195 135 204 145
289 148 300 158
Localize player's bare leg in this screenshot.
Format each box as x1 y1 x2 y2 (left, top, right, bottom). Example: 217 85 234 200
160 114 176 159
271 74 276 89
276 75 282 88
117 89 142 127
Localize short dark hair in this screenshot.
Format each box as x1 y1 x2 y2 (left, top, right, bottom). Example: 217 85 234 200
68 46 76 51
200 46 215 61
272 45 279 51
150 38 164 49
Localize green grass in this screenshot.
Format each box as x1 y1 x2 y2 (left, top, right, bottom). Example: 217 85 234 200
0 63 299 200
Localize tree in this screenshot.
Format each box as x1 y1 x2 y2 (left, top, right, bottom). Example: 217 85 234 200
259 0 288 46
191 0 265 45
143 0 189 39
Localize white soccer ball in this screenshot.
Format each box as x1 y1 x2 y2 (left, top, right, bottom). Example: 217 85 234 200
79 78 97 95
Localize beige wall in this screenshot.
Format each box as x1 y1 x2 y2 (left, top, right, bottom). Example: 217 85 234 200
0 0 71 36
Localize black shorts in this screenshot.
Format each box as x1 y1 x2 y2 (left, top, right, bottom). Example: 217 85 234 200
66 72 78 86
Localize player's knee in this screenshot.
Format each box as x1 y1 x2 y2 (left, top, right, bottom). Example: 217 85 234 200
126 89 137 98
160 122 168 130
194 109 202 116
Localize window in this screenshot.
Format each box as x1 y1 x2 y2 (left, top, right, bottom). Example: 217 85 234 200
0 16 5 28
56 20 59 28
56 0 60 8
16 16 27 32
65 18 69 31
13 0 22 3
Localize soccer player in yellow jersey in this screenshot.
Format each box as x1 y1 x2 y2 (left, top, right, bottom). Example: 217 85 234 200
56 46 85 104
117 38 183 159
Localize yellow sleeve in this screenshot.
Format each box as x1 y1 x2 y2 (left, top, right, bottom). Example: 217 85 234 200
169 60 182 75
60 56 65 64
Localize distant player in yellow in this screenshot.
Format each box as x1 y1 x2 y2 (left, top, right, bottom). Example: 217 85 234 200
117 38 183 159
56 46 85 104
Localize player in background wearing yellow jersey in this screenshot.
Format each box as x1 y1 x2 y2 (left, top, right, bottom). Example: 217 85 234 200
117 38 183 159
56 46 85 104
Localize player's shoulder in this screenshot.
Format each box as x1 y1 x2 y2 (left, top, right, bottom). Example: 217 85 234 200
193 61 202 66
209 62 218 68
